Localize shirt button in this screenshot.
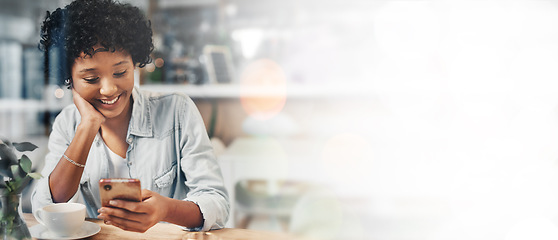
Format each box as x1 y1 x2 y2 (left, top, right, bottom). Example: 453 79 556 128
128 161 133 165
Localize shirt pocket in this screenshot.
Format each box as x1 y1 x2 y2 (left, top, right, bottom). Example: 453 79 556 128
153 164 177 195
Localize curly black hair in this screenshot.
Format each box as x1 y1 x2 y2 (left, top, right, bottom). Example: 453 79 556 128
39 0 154 86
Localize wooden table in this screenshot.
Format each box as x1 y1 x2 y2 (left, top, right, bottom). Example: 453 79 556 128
23 213 297 240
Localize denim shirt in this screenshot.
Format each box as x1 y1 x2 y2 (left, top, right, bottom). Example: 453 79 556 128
31 87 229 231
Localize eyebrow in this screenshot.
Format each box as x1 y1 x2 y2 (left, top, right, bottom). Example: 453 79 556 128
78 61 130 73
79 68 96 73
113 61 129 67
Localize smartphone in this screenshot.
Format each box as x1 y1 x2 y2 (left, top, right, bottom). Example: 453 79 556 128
99 178 142 207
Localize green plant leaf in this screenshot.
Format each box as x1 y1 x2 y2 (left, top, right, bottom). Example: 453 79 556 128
6 177 26 194
19 154 32 173
10 164 25 180
0 138 39 194
10 178 21 189
5 181 13 192
13 142 38 152
10 165 20 180
28 172 42 179
16 176 31 194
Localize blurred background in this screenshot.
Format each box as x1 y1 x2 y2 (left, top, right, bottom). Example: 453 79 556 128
3 0 558 239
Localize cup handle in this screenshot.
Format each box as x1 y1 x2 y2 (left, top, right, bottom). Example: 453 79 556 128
33 208 46 226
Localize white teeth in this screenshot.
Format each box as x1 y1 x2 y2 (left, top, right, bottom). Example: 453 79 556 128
100 96 119 105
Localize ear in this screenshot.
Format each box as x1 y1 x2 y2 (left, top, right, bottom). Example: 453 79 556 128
65 78 74 89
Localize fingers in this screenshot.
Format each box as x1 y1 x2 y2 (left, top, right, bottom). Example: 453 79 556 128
71 89 105 126
106 200 143 214
71 88 82 103
98 205 146 225
98 199 152 222
100 214 148 233
98 205 155 233
72 88 87 103
141 189 154 201
97 193 168 233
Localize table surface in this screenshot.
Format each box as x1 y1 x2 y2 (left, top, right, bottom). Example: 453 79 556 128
23 213 297 240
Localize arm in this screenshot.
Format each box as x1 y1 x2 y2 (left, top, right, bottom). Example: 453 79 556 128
178 97 229 230
49 89 105 202
48 123 98 202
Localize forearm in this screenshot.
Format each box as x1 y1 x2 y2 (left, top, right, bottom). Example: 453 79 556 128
49 123 99 202
163 198 204 229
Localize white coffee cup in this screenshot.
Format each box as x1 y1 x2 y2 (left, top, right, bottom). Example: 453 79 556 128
34 203 86 237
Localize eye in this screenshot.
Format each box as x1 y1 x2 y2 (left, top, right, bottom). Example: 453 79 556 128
114 70 127 78
83 77 99 83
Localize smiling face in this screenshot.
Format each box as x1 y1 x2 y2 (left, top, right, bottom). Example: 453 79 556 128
71 47 135 120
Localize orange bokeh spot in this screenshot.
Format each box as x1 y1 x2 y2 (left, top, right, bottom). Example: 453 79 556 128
240 59 287 120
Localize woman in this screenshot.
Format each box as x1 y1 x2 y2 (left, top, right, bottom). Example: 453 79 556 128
31 0 229 232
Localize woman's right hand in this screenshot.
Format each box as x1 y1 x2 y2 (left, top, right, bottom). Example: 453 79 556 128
72 88 105 128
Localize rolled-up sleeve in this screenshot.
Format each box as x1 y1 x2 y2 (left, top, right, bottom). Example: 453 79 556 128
179 97 229 231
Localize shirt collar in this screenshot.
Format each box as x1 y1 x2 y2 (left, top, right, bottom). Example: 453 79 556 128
127 86 153 137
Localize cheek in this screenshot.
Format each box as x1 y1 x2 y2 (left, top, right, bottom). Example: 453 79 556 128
122 74 135 89
73 83 98 102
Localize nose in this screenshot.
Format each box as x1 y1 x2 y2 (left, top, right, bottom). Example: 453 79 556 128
99 78 118 97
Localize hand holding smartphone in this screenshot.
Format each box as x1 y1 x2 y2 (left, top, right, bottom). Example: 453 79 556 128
99 178 141 207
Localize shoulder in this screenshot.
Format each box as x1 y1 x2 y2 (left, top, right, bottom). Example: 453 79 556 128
49 104 80 140
54 104 80 126
134 88 202 131
136 88 196 113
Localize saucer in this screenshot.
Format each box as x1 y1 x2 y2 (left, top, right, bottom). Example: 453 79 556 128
29 221 101 239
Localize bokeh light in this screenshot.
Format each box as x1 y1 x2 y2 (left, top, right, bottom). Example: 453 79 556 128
239 59 287 120
145 63 155 73
54 88 64 99
154 58 164 68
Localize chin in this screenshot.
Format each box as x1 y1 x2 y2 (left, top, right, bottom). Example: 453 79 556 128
99 110 121 119
98 105 127 119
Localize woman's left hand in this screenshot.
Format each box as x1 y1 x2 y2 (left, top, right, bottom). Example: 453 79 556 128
97 189 170 232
